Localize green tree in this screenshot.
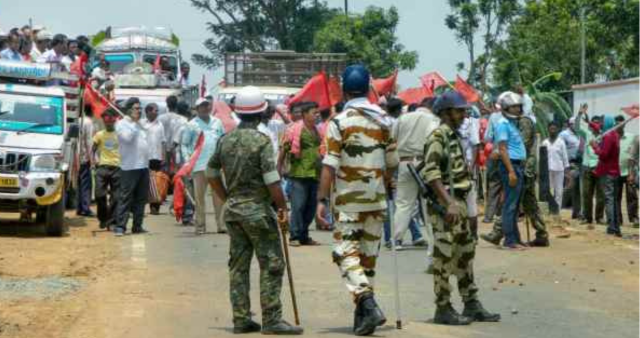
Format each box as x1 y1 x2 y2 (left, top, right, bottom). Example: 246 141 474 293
312 6 418 77
190 0 339 68
492 0 639 92
445 0 519 91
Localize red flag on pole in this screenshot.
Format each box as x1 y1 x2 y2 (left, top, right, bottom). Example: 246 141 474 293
288 72 332 110
153 54 161 72
621 104 639 118
200 75 207 98
397 87 433 105
372 70 398 97
212 100 238 133
83 84 109 118
327 76 343 106
454 75 480 102
420 72 448 93
173 132 205 222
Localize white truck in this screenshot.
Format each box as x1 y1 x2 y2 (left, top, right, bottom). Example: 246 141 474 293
0 60 81 236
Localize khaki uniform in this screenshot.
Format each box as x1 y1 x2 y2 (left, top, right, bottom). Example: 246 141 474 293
207 120 284 327
324 105 398 298
422 124 478 306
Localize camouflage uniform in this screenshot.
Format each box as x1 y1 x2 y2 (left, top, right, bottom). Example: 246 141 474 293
491 116 548 240
422 124 479 306
207 120 285 327
323 104 398 298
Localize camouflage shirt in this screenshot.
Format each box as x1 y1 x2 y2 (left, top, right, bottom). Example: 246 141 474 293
207 121 281 222
323 103 398 213
518 116 537 177
422 123 471 192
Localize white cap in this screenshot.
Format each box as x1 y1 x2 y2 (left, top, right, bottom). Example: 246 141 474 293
569 117 576 124
36 30 53 41
234 86 267 114
195 98 210 107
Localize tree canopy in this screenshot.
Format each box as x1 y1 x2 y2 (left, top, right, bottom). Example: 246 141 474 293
190 0 338 68
312 6 418 78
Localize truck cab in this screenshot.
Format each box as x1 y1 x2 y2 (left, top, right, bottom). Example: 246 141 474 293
0 60 81 236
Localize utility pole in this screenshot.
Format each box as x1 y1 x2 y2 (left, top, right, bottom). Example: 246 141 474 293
344 0 349 16
580 5 586 84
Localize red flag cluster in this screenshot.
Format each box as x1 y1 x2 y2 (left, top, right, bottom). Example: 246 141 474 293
288 72 341 110
454 75 480 103
372 70 398 97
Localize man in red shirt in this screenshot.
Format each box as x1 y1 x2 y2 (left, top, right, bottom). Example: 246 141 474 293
590 115 622 236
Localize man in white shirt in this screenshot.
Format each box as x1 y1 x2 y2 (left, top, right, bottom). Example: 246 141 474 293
158 96 179 172
143 103 166 215
458 114 481 238
30 30 51 61
0 33 22 61
543 121 570 214
114 98 150 236
77 106 96 217
37 34 66 65
391 98 439 256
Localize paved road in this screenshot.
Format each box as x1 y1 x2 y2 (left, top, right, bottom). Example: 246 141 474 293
64 206 639 338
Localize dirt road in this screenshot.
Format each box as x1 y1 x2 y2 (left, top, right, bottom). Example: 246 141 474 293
0 208 637 338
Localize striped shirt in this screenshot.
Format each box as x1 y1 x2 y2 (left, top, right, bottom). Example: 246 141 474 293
422 123 471 192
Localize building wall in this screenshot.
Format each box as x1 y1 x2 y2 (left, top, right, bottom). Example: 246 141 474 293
572 79 639 135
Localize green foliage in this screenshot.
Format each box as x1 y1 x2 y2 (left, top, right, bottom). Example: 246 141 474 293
91 31 107 47
493 0 639 92
312 6 418 77
189 0 339 68
445 0 519 90
171 33 180 47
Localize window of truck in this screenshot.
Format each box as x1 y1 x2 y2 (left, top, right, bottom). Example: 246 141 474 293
0 92 64 134
142 54 177 77
104 54 135 73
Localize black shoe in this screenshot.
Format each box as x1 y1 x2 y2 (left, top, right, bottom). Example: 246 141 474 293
233 320 261 334
354 292 386 336
353 298 364 334
261 320 303 335
433 303 472 325
462 300 501 322
99 221 107 229
132 227 149 234
480 232 502 246
528 237 550 247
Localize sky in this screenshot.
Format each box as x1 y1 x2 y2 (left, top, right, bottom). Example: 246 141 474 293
0 0 468 91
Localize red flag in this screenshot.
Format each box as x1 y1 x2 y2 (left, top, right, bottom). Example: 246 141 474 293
153 53 161 72
212 100 238 133
420 72 448 92
372 70 398 97
397 87 433 105
327 76 342 106
621 104 639 118
288 72 331 110
82 84 109 118
454 75 480 102
367 85 379 104
173 133 205 222
200 75 207 98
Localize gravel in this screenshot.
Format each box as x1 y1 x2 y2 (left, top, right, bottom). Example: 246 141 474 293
0 277 83 300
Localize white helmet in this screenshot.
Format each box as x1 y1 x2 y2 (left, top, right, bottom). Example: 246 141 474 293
497 91 523 111
234 86 268 114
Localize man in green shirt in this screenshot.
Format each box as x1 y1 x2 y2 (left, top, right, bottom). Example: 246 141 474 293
576 109 605 225
278 102 322 246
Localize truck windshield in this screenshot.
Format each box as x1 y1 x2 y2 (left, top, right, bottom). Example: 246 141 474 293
104 54 135 73
0 92 64 135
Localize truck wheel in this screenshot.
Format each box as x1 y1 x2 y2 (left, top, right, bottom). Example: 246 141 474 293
46 193 68 237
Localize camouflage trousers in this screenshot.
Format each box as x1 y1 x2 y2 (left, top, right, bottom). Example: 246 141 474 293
332 210 385 299
227 215 285 327
492 174 548 239
429 197 479 306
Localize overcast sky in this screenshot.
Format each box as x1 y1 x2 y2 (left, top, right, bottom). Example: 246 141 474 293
1 0 467 90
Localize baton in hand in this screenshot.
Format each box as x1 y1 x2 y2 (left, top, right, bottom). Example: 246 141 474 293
277 209 301 326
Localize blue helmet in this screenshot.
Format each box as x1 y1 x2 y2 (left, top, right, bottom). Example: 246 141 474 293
342 64 370 95
432 90 469 115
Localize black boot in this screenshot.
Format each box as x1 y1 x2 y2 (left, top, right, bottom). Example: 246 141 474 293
462 300 501 322
261 320 303 335
353 297 364 334
353 292 386 336
528 237 550 247
433 303 472 325
233 320 261 334
480 231 502 246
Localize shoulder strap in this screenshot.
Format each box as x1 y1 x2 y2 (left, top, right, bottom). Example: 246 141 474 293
440 130 455 197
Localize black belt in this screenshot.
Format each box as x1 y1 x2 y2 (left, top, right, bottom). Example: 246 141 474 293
511 160 523 165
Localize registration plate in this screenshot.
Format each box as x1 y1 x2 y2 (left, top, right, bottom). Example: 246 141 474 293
0 177 18 187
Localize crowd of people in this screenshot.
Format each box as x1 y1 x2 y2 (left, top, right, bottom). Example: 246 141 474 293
1 24 638 337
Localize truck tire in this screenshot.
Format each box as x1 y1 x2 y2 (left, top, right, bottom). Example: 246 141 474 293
46 193 68 237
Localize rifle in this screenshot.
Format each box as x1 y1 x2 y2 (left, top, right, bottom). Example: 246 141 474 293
407 162 447 216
